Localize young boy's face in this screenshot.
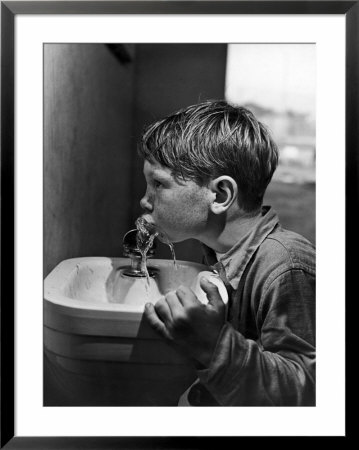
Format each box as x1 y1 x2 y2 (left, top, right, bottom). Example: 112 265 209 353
140 158 212 243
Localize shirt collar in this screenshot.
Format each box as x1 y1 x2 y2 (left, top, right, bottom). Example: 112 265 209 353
202 206 279 290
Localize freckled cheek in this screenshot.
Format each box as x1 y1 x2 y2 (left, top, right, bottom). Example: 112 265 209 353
152 196 180 225
158 192 205 229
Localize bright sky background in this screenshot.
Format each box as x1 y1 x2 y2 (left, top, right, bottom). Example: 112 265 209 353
225 44 316 117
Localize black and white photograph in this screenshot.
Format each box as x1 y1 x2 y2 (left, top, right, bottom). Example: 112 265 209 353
1 1 352 445
43 43 316 407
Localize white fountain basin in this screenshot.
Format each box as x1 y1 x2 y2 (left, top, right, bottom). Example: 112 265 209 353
44 257 228 406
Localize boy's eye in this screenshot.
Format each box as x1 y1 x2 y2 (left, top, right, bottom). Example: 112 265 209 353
153 180 162 188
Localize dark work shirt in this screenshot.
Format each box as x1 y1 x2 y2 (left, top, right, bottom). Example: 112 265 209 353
193 206 316 406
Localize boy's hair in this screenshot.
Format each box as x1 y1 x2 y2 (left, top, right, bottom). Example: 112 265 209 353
139 100 278 212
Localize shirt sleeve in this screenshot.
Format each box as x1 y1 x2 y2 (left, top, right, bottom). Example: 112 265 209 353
197 268 316 406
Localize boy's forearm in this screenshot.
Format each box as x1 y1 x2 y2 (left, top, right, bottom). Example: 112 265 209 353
196 269 316 406
196 322 315 406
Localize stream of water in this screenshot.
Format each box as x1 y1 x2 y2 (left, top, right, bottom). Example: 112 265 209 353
135 217 178 287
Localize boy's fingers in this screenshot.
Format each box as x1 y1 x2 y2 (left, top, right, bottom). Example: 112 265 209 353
175 285 199 307
154 296 173 323
165 291 185 315
144 303 172 340
199 277 224 308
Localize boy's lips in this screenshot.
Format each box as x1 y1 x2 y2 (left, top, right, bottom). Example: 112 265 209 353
141 215 162 234
141 215 157 230
141 215 169 242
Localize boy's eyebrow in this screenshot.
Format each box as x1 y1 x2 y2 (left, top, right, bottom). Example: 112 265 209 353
143 161 173 181
149 169 172 181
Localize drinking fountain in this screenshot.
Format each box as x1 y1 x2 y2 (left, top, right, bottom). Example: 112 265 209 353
44 227 228 406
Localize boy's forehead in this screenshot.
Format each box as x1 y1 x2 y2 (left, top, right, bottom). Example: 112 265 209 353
143 159 172 179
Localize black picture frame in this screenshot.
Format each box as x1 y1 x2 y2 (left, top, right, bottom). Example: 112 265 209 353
1 1 355 448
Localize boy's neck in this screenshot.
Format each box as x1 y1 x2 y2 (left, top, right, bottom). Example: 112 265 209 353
201 208 262 254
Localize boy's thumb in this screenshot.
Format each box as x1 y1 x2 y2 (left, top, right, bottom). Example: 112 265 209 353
200 277 224 308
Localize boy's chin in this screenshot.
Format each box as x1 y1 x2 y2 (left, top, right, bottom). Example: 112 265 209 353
158 234 188 244
157 233 175 244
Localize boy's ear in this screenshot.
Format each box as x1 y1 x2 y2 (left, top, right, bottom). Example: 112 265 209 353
209 176 238 214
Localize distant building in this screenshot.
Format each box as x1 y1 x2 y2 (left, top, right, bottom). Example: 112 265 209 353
244 102 316 183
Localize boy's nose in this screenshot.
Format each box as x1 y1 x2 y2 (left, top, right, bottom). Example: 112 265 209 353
140 193 153 212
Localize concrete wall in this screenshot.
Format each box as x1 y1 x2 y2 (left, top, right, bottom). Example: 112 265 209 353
44 44 136 276
44 44 227 276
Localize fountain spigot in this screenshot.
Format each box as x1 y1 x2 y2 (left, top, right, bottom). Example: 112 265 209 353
122 229 157 277
122 229 156 258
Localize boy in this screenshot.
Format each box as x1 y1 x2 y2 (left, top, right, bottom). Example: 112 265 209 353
140 100 315 406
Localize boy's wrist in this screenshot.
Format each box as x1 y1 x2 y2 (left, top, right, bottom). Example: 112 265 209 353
189 323 227 369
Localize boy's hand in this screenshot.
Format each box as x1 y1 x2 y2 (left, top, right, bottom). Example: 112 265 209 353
144 278 226 368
